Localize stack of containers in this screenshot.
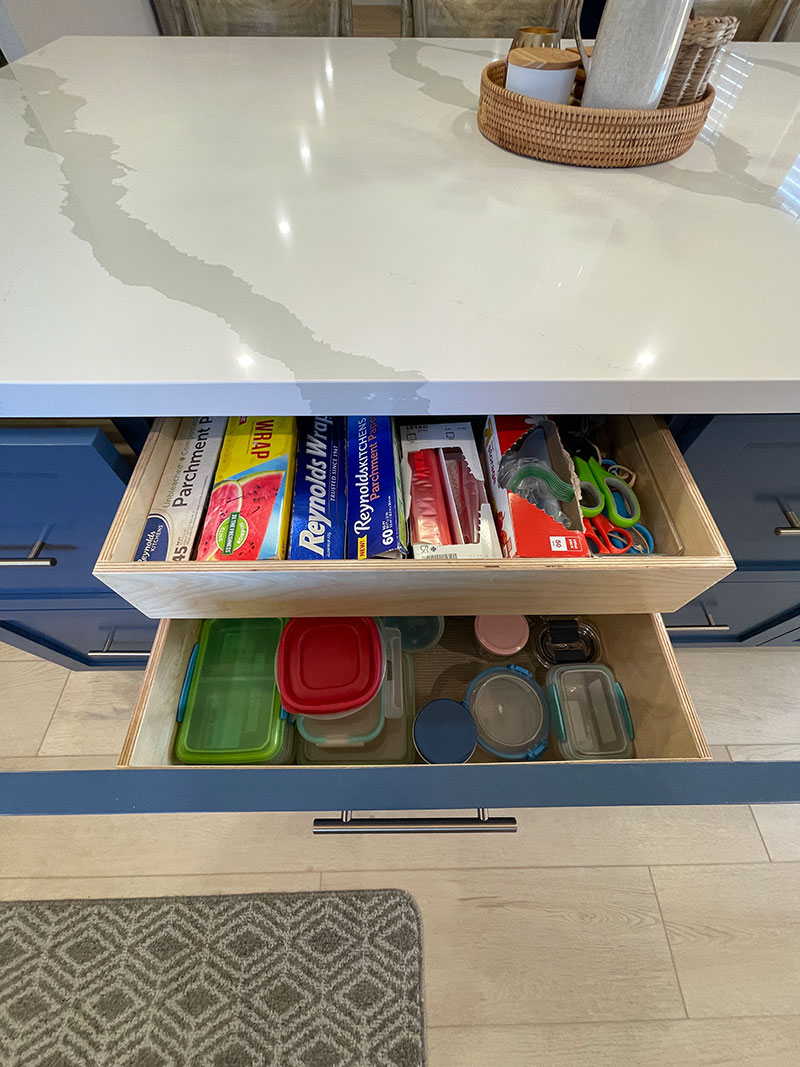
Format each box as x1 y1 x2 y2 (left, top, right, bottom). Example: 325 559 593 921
277 618 415 764
174 618 294 764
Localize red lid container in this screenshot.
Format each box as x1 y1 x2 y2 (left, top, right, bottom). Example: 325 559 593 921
277 617 385 716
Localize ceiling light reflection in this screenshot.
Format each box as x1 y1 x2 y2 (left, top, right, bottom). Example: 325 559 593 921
299 135 311 170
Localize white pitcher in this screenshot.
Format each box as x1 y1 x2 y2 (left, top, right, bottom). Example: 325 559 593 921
574 0 693 109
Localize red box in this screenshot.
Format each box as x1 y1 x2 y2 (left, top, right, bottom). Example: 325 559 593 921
482 416 590 558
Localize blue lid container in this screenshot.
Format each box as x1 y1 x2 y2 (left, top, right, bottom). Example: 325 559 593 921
413 698 477 764
465 665 549 761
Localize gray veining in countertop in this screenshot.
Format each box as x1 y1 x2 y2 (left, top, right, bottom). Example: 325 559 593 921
1 36 799 417
10 62 427 413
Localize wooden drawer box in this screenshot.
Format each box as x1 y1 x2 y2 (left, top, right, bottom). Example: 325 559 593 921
120 614 709 811
95 415 734 618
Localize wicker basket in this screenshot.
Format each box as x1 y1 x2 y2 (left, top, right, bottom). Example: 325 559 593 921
660 15 739 109
477 60 714 169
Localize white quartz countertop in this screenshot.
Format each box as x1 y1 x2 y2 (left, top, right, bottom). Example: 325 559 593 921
1 35 799 417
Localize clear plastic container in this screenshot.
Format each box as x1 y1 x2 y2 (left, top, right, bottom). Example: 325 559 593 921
547 663 634 760
531 617 601 669
466 665 548 760
174 617 291 764
298 654 415 765
277 616 385 717
296 629 402 747
384 615 445 654
474 615 530 658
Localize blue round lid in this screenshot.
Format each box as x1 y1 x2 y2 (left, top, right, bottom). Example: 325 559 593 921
413 699 477 764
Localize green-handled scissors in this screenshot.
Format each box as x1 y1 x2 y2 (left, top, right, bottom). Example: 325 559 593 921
575 454 641 529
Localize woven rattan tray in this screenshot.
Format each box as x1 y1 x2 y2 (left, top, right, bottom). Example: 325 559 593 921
478 60 714 168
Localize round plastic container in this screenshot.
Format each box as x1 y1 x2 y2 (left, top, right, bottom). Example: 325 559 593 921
474 615 530 658
385 616 445 654
414 699 477 765
277 617 384 717
466 665 548 761
531 617 601 669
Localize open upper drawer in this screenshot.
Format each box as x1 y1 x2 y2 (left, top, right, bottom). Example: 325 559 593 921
120 614 709 804
95 415 734 618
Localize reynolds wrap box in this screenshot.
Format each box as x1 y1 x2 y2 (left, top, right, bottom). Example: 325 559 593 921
134 417 225 562
482 415 589 559
289 416 347 560
196 417 297 561
400 422 502 560
347 416 408 559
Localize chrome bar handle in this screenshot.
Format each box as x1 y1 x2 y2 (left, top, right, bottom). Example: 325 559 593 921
0 540 56 567
667 607 730 634
774 509 800 536
313 809 517 834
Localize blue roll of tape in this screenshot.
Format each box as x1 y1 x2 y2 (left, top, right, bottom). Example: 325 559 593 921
413 699 477 765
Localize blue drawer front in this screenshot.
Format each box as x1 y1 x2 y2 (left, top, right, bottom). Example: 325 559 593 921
680 415 800 568
758 625 800 647
665 574 800 643
4 760 800 816
0 607 156 669
0 427 131 598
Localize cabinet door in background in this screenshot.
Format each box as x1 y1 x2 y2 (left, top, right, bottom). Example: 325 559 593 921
0 607 156 670
0 427 132 597
679 415 800 568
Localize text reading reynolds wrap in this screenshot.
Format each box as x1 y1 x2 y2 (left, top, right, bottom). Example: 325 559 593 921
289 416 347 559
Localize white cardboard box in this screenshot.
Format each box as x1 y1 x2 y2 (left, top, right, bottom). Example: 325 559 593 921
400 422 502 559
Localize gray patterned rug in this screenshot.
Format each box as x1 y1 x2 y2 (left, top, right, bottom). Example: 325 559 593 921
0 890 426 1067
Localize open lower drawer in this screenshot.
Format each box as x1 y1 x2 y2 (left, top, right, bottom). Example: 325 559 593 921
94 415 733 619
120 614 709 812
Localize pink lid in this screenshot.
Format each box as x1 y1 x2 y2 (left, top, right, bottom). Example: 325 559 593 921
474 615 530 657
277 617 384 716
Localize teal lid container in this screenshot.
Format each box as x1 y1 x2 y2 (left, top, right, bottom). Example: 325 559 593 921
296 628 402 748
174 618 290 764
384 616 444 653
465 665 548 761
298 653 415 765
547 663 634 760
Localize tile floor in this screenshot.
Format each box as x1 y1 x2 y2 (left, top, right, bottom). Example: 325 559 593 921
1 641 799 1065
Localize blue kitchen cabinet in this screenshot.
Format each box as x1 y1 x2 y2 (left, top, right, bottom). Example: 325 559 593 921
671 415 800 568
667 415 800 644
0 605 155 669
665 572 800 645
746 611 800 646
0 427 157 668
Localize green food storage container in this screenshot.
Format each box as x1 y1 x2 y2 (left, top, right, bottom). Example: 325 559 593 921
174 617 291 764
